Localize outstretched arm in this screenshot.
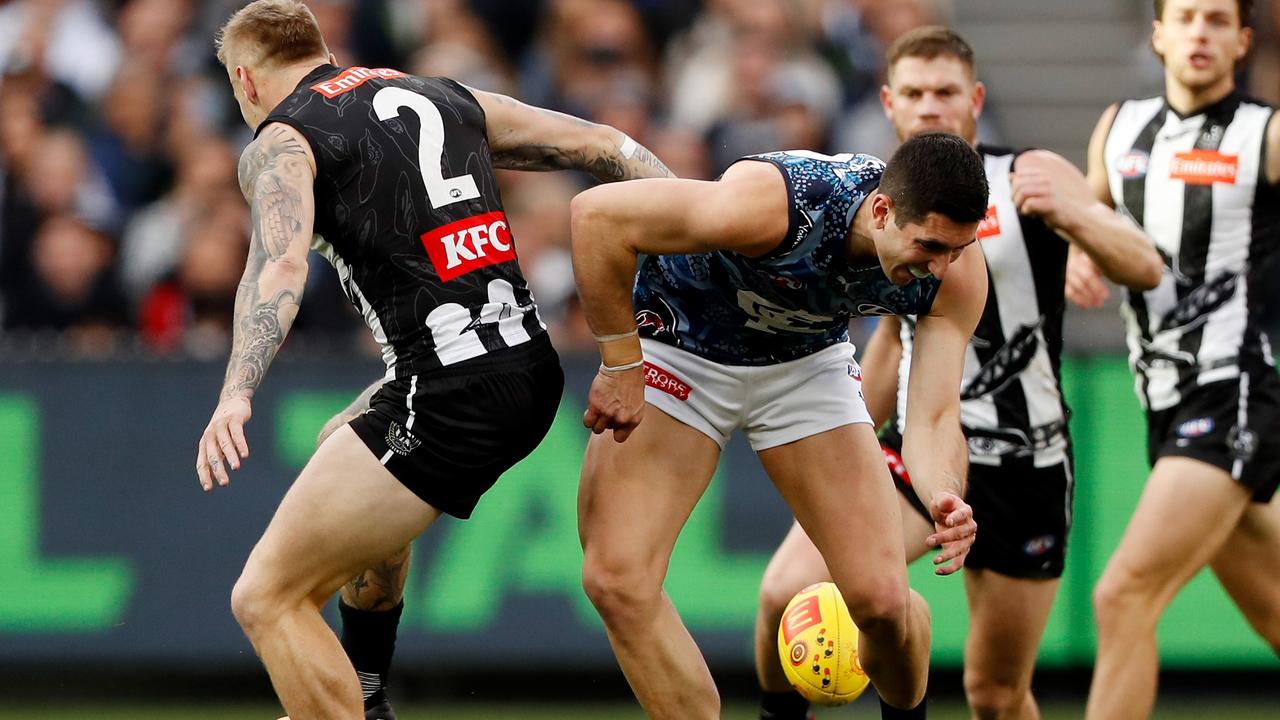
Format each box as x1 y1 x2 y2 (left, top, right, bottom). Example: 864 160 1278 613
901 244 986 574
195 122 317 492
468 87 674 182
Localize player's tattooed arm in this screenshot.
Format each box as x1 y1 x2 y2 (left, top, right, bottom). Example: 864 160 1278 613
467 87 674 181
220 124 318 402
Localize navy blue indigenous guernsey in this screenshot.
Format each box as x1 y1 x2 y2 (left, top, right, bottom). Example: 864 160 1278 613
633 151 942 365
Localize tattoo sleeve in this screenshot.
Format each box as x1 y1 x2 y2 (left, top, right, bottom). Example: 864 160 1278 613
483 93 674 181
220 126 315 402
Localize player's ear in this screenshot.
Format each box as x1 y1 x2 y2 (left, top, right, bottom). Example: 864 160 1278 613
971 81 987 120
872 193 893 230
1236 27 1252 63
237 66 259 105
1151 19 1165 58
329 52 338 66
879 84 893 119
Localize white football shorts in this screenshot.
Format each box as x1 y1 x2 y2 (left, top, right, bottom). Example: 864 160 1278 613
639 339 873 451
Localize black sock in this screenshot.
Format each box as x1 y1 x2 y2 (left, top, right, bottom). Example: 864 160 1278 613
760 690 811 720
879 693 927 720
339 599 404 706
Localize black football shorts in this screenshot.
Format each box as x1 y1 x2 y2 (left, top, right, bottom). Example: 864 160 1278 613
349 335 563 519
884 426 1074 579
1145 364 1280 503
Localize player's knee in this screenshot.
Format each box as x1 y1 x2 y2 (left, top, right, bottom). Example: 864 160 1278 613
964 673 1026 720
843 581 909 643
1092 565 1159 633
757 565 809 619
581 553 662 626
230 571 282 636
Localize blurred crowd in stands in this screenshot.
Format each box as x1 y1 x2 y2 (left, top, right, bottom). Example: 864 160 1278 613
0 0 1276 360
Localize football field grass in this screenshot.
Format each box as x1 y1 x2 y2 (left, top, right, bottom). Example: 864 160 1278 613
3 699 1279 719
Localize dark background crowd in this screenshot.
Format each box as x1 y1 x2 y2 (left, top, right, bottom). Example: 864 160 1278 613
0 0 1277 361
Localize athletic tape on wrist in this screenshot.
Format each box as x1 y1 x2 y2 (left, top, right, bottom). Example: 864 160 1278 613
600 359 644 374
593 329 638 343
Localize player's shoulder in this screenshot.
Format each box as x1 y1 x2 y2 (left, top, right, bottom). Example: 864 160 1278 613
1109 95 1165 123
745 150 885 179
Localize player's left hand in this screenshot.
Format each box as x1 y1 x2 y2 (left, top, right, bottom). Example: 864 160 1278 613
196 396 252 492
925 490 976 576
1010 149 1094 231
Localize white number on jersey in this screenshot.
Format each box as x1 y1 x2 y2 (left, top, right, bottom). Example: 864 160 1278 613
427 279 543 365
373 86 480 209
735 290 832 334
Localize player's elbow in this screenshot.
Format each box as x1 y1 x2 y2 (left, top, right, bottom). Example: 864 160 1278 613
1108 248 1162 292
1131 249 1163 291
570 189 616 251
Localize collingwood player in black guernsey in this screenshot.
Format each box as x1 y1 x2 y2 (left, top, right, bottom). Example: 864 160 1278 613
753 28 1161 720
1068 1 1280 718
192 2 672 718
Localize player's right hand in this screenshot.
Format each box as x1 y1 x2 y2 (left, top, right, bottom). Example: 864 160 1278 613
196 396 252 492
926 490 976 576
583 366 646 443
1065 244 1110 309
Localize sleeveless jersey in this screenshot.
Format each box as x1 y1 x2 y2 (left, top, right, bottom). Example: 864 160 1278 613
632 151 941 365
1103 92 1279 411
895 146 1070 468
260 64 544 379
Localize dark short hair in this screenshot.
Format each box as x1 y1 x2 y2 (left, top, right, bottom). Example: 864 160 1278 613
879 132 988 227
1154 0 1253 27
886 26 976 82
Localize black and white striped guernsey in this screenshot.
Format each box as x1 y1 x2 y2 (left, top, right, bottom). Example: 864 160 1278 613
262 64 546 380
896 145 1071 468
1103 93 1279 411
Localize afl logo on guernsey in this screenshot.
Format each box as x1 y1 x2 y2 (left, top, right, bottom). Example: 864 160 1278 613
311 67 407 98
1116 150 1149 178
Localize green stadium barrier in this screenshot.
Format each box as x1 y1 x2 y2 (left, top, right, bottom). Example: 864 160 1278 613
1 354 1275 669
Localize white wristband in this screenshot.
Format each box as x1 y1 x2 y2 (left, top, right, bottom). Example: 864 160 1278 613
594 329 638 343
600 359 644 374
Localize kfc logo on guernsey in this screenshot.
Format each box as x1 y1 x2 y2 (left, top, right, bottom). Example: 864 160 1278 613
977 204 1001 240
643 362 692 401
312 67 407 98
421 211 515 281
1170 150 1238 185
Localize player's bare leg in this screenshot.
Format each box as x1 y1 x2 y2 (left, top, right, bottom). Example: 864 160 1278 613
755 521 831 696
962 569 1058 720
758 423 930 710
232 425 440 720
1085 457 1251 720
1209 494 1280 654
312 381 409 718
578 407 724 719
754 495 933 695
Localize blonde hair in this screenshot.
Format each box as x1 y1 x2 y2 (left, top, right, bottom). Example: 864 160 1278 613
215 0 329 68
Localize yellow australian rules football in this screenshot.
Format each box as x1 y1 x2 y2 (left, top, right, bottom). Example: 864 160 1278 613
777 581 871 705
